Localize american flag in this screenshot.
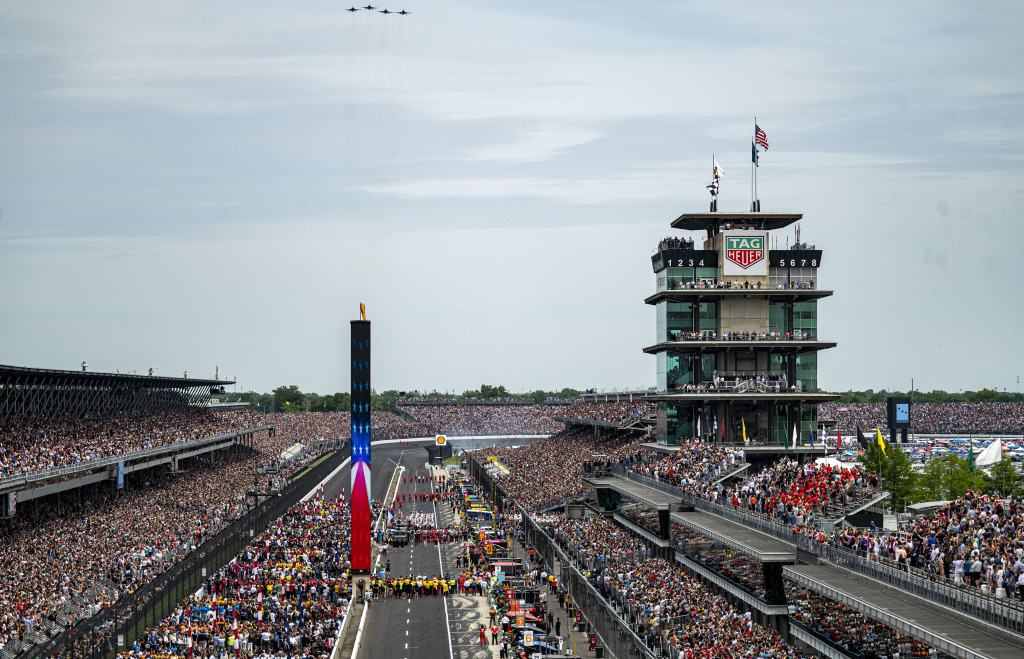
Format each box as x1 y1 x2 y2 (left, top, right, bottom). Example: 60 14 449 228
755 125 769 150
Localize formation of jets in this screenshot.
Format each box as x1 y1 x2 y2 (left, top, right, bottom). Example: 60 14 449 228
346 5 410 13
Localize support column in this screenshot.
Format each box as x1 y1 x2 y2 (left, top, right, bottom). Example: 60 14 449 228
350 317 372 573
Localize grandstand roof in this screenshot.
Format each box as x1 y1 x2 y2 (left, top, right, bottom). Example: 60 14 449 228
0 364 234 387
671 212 803 232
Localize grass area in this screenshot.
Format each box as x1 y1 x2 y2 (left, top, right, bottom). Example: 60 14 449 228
289 452 335 481
443 456 462 467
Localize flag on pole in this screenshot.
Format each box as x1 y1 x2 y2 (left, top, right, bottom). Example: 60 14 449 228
713 156 725 179
856 426 869 451
792 424 798 449
706 179 719 197
968 436 976 475
837 428 842 451
755 125 769 150
742 418 748 444
808 422 815 448
696 414 701 438
751 140 759 167
875 428 886 455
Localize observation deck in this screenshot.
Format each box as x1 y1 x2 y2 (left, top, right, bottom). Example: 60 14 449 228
643 339 837 355
646 288 833 305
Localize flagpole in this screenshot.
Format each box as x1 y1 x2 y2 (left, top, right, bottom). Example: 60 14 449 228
753 117 758 209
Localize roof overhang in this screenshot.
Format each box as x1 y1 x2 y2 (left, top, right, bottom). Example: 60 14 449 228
650 392 842 403
646 290 833 305
0 364 234 387
671 212 803 232
643 340 837 355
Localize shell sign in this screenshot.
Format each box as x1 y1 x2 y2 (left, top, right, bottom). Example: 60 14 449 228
435 435 447 446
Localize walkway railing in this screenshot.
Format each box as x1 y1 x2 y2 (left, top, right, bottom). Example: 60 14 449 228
607 465 1024 633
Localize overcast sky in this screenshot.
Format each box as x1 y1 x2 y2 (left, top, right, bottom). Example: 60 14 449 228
1 1 1021 396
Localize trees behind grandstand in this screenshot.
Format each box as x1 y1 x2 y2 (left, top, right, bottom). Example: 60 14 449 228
460 384 581 403
860 441 916 510
841 388 1022 403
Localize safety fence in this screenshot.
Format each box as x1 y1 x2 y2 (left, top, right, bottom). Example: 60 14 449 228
21 450 347 659
471 455 657 658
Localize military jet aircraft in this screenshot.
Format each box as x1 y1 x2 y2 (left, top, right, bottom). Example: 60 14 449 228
362 4 375 10
379 8 391 13
346 6 361 11
397 9 410 14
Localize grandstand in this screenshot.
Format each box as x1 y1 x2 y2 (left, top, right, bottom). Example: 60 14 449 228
0 364 296 659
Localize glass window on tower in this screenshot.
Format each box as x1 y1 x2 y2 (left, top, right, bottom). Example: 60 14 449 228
801 404 819 445
658 353 692 392
793 301 817 339
796 353 817 392
769 302 787 335
665 267 695 290
701 354 717 384
769 266 817 289
773 404 790 446
696 267 718 286
665 302 694 341
698 301 718 336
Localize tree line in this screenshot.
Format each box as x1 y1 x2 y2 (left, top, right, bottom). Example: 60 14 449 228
839 388 1022 403
859 440 1023 510
213 384 583 414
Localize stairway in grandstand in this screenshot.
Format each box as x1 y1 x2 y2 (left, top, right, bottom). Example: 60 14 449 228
710 461 750 485
622 411 656 431
820 489 890 526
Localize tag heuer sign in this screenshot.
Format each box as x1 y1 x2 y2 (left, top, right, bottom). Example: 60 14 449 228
722 231 768 276
725 235 765 269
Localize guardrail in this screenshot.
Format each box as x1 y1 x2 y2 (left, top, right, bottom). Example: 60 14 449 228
469 456 657 658
0 425 274 492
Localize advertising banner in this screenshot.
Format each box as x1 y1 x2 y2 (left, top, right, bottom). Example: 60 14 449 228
722 230 768 276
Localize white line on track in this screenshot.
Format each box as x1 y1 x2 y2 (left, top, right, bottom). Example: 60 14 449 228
431 468 456 659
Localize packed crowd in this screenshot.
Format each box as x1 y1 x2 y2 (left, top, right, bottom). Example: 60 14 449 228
558 401 653 424
400 405 563 436
674 374 793 393
819 402 1024 435
820 492 1024 599
693 458 876 525
671 331 813 341
267 411 429 442
0 410 265 478
117 497 353 659
474 427 646 510
787 585 945 658
623 440 746 488
658 236 697 250
0 410 354 653
549 515 804 658
673 524 768 600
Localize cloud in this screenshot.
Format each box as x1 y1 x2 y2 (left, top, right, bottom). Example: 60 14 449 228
463 125 602 163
